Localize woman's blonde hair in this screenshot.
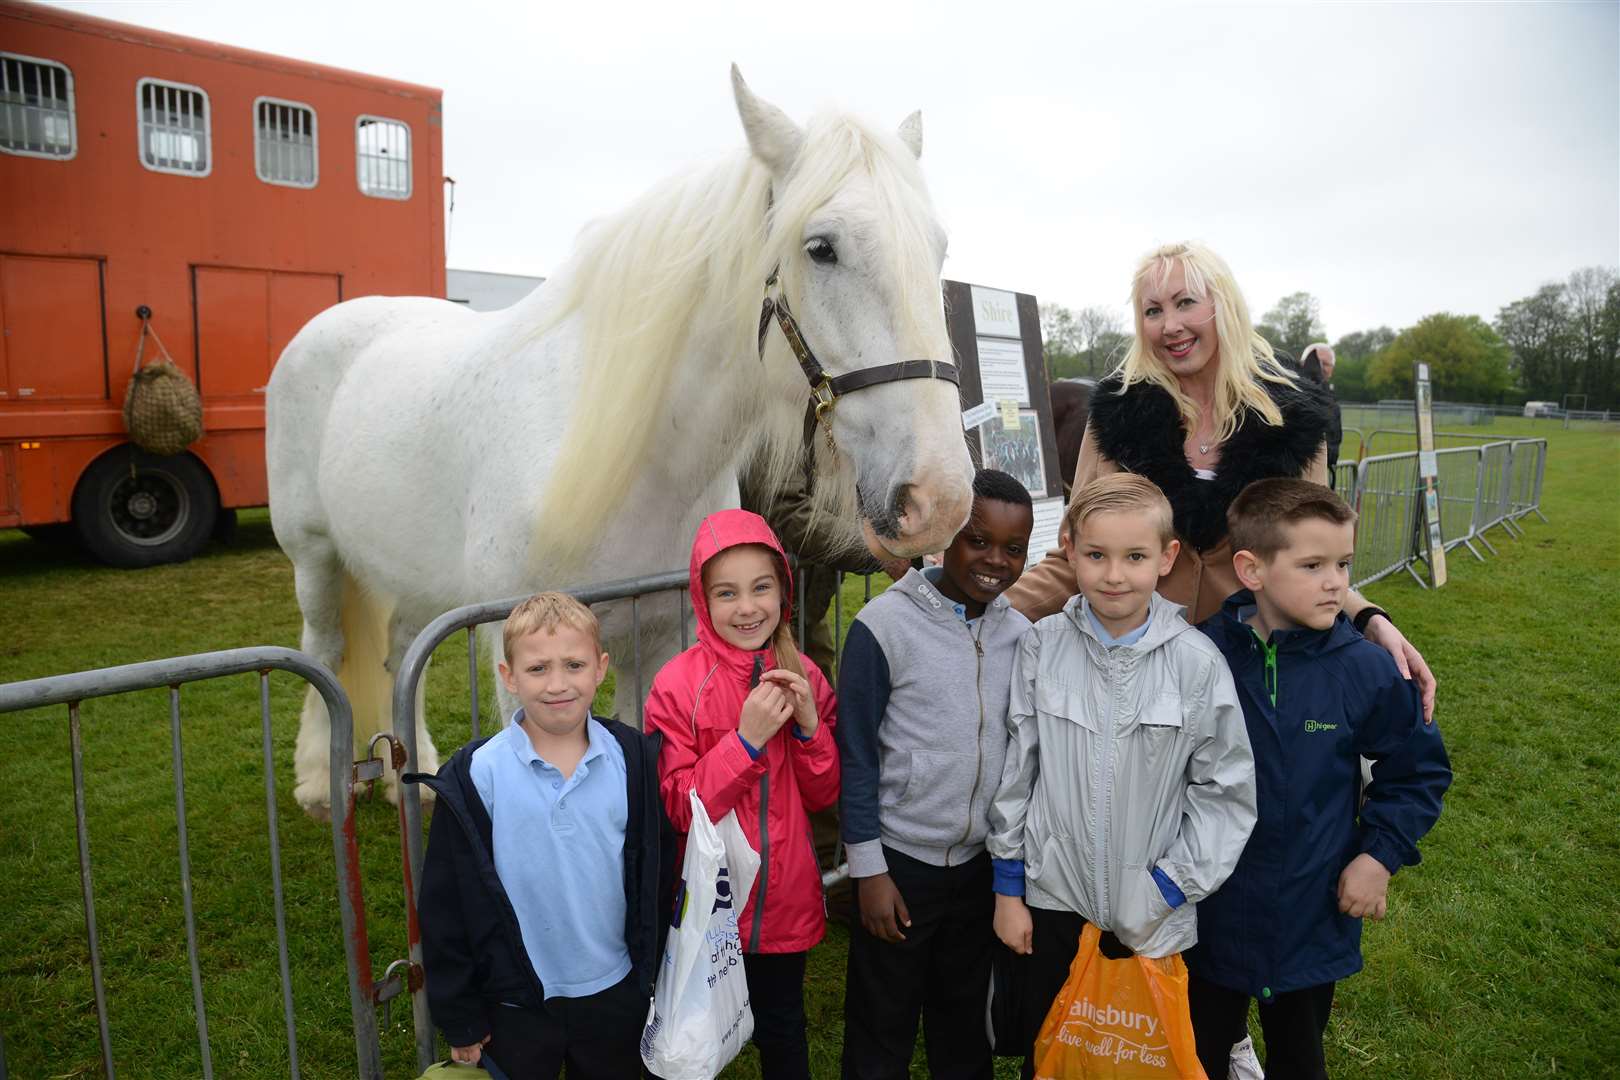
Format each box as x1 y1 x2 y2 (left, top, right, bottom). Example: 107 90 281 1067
1116 241 1297 443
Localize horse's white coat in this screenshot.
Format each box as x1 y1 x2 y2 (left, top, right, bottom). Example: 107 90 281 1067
267 69 973 811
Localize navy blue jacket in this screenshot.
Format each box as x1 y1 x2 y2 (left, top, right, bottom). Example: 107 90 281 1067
406 720 675 1047
1188 593 1450 997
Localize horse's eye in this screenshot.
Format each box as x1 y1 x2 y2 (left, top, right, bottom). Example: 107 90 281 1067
805 238 837 265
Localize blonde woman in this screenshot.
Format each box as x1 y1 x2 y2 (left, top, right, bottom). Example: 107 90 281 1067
1005 242 1435 716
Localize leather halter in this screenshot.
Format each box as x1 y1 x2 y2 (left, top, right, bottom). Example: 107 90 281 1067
756 266 960 487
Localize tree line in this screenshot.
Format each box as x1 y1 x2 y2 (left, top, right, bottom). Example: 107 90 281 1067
1040 265 1620 411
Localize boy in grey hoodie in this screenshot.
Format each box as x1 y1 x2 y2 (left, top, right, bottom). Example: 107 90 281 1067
988 473 1256 1079
836 470 1034 1080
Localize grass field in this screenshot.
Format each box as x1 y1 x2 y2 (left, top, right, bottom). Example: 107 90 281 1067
1 417 1616 1078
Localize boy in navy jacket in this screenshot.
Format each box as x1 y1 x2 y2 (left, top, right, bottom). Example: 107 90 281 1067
409 593 674 1079
1191 479 1450 1080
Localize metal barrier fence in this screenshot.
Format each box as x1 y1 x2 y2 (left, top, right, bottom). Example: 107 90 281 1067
1348 452 1423 589
1345 438 1550 587
1433 446 1486 561
1476 440 1516 550
0 648 383 1080
1508 439 1549 526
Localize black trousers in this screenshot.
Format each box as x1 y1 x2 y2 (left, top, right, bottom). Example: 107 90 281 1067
1189 973 1337 1080
841 848 994 1080
1002 905 1089 1080
742 949 812 1080
483 973 647 1080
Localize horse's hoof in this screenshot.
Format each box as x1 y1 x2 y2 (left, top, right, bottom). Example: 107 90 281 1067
302 802 332 824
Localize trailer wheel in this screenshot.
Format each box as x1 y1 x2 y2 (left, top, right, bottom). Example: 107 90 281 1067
72 447 219 568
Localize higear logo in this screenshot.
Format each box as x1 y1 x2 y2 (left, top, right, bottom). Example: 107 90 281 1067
1304 719 1339 733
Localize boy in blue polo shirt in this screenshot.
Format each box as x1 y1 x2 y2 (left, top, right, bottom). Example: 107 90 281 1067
411 592 673 1079
1190 479 1450 1080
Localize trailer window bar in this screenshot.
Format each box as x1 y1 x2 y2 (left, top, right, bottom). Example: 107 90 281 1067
137 77 211 176
254 96 318 188
355 114 410 199
0 51 77 159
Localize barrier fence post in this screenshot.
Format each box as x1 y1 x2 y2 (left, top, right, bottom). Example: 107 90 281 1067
259 673 303 1078
69 700 117 1079
169 686 215 1079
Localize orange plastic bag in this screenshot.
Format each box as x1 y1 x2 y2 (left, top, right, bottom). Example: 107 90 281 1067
1032 924 1206 1080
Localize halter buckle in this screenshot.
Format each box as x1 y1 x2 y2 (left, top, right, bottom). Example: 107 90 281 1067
811 379 836 424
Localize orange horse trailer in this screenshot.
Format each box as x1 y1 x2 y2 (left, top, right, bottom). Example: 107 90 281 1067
0 0 444 565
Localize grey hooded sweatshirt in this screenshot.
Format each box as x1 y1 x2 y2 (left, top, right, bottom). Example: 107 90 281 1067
988 591 1257 958
837 567 1031 877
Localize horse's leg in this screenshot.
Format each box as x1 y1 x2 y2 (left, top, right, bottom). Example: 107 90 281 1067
384 608 438 806
290 539 346 818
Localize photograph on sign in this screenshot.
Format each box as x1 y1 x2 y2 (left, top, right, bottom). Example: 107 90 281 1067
1027 496 1064 563
969 285 1021 339
976 336 1030 406
982 408 1046 498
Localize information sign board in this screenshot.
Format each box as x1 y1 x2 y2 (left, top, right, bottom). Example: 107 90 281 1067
942 279 1065 524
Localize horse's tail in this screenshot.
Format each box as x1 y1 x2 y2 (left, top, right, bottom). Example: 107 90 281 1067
336 570 395 759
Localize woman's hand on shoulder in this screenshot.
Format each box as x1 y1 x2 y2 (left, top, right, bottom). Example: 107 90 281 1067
760 668 819 737
1362 616 1436 722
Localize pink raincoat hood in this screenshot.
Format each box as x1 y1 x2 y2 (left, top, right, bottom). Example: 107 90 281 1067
687 509 795 671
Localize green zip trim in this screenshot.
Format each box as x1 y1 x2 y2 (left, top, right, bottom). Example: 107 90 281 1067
1250 627 1279 707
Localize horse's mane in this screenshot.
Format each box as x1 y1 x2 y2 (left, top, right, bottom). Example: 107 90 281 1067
534 110 943 571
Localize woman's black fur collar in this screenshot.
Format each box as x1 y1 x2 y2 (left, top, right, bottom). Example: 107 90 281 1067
1087 373 1335 551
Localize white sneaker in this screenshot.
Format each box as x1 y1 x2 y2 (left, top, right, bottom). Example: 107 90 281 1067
1228 1035 1264 1080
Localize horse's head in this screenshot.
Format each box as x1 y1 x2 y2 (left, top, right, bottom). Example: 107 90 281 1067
735 67 973 560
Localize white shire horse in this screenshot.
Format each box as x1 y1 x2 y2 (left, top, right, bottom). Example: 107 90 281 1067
267 68 974 814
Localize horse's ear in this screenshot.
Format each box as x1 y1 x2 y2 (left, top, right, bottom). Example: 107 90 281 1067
898 110 923 160
732 64 802 176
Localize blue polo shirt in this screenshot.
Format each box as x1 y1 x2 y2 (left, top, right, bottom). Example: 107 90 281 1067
469 714 631 999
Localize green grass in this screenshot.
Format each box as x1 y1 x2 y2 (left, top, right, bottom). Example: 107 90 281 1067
2 422 1617 1077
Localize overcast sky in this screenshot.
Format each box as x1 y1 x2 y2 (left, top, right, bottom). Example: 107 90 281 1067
49 0 1620 339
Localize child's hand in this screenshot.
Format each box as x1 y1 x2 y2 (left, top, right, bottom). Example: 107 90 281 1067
451 1035 490 1065
857 872 912 942
994 894 1033 955
738 681 795 749
1337 853 1392 920
759 669 818 736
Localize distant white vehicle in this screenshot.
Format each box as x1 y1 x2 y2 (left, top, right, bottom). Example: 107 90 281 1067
1522 401 1558 418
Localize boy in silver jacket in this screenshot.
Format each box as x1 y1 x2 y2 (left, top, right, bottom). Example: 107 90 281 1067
988 474 1257 1077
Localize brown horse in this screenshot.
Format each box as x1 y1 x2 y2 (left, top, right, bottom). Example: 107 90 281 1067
1048 378 1095 497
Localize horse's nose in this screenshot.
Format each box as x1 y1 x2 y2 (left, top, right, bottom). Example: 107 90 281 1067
891 471 972 556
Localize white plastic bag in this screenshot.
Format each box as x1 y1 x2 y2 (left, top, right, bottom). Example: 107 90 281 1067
640 789 761 1080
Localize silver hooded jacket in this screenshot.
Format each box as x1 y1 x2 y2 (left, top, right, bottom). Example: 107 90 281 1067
988 591 1256 958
